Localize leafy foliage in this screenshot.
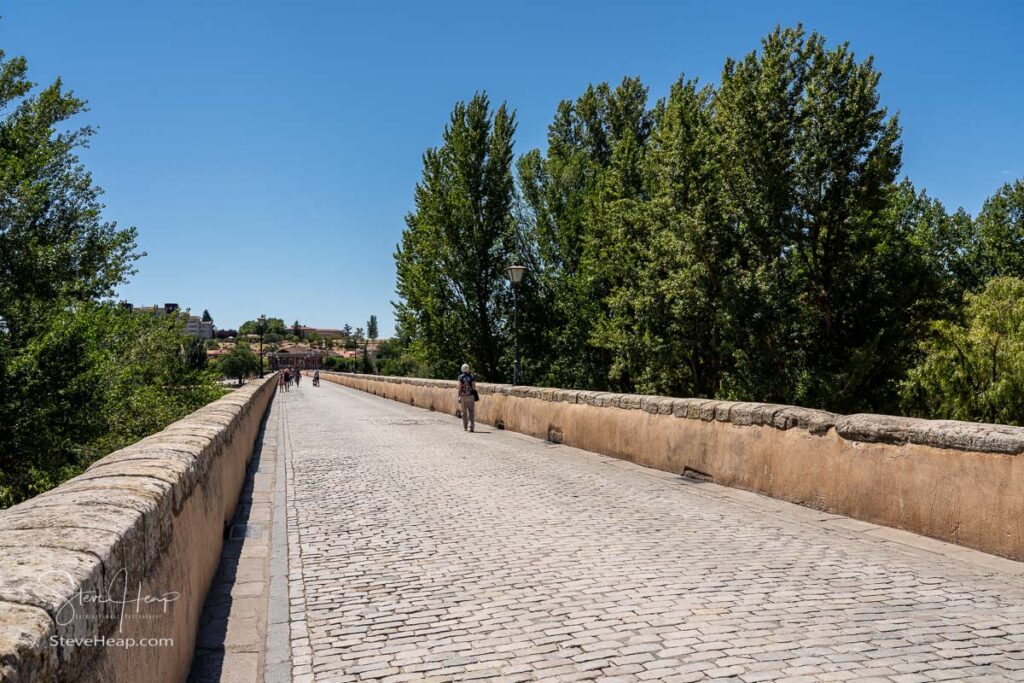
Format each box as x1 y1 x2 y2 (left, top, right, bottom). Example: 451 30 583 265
394 92 517 381
0 304 225 507
218 344 261 385
184 335 209 370
902 277 1024 424
973 181 1024 282
0 48 224 507
239 317 286 335
390 25 1024 425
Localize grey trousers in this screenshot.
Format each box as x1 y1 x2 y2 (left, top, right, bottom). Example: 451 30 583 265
460 394 476 429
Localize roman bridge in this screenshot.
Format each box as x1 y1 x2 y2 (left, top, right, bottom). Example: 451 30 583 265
3 374 1024 682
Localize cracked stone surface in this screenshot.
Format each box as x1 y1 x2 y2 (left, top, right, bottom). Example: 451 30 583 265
281 381 1024 682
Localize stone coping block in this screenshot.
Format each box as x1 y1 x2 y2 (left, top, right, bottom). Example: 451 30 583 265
0 377 276 682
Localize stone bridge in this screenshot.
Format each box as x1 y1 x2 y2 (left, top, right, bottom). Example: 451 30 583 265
3 374 1024 682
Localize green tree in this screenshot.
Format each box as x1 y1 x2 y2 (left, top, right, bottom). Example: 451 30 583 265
710 25 914 412
367 314 378 341
94 310 225 455
902 277 1024 424
972 180 1024 283
391 24 1001 418
395 92 517 380
517 78 654 390
0 304 225 507
184 335 209 370
239 317 285 335
0 52 139 322
201 308 213 323
218 344 260 386
590 76 722 397
0 48 230 507
0 48 147 506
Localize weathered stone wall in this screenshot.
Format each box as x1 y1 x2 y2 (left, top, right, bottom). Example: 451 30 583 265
0 376 276 682
322 372 1024 561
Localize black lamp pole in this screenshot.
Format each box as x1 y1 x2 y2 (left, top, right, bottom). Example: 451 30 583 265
512 284 520 386
505 265 526 386
258 314 266 378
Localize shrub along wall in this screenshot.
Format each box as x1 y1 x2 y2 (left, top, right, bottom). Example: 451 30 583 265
322 372 1024 562
0 376 276 683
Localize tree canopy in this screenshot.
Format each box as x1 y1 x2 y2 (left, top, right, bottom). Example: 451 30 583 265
239 317 286 335
395 92 518 380
390 25 1024 424
0 47 224 506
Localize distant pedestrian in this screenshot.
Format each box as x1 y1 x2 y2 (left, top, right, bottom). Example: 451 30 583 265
313 369 320 387
279 369 289 393
456 363 477 432
294 369 301 387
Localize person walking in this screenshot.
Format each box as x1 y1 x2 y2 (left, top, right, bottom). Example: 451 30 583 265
456 363 477 432
313 369 320 387
294 369 301 387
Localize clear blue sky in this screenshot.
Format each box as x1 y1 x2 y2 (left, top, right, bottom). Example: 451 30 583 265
3 1 1022 334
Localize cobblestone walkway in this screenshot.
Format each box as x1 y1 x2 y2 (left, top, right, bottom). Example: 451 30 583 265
279 381 1024 682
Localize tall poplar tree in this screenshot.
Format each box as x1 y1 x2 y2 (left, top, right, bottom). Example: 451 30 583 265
712 25 911 411
394 93 517 380
517 78 654 390
594 76 727 397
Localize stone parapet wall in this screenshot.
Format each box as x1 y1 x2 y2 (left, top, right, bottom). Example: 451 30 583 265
0 376 276 682
322 372 1024 561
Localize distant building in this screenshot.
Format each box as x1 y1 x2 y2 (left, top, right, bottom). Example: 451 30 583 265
298 326 347 339
121 302 214 338
185 316 214 340
269 345 324 370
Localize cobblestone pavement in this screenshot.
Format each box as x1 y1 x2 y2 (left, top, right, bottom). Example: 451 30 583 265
279 381 1024 682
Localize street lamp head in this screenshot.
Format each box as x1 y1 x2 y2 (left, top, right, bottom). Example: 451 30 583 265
505 264 526 285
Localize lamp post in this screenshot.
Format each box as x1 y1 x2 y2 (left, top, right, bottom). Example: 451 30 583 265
505 264 526 386
257 314 267 378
